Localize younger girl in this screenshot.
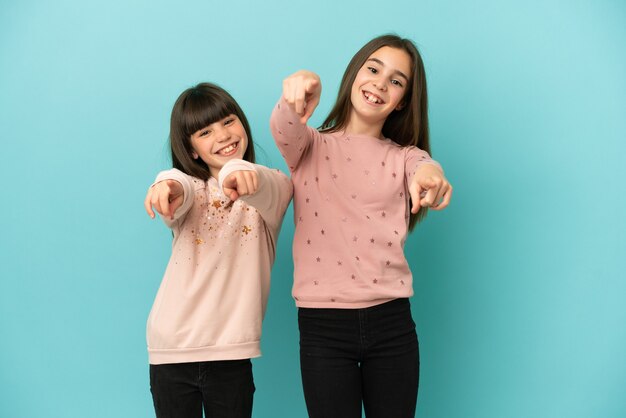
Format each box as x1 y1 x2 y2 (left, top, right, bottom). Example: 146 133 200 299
144 82 292 418
271 34 452 417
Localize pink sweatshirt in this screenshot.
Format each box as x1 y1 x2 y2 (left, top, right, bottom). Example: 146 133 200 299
146 159 293 365
270 98 440 309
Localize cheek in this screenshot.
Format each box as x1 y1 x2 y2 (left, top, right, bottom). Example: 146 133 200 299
392 90 406 106
350 81 363 103
240 136 249 155
352 73 367 90
189 140 201 157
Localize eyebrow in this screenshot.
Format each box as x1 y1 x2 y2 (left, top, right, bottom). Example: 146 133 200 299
367 58 409 82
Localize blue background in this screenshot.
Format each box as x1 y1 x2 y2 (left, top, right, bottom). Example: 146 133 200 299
1 1 624 417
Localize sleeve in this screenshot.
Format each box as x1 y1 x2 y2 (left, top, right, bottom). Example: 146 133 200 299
270 96 317 173
152 168 196 228
218 159 293 234
404 146 443 184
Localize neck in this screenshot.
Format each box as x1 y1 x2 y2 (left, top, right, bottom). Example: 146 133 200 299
209 168 221 180
344 111 385 139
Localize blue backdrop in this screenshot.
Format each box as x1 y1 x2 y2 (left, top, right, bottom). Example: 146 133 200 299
1 1 624 417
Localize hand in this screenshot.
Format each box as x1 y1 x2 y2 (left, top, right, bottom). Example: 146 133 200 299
282 70 322 124
144 179 184 220
222 170 258 201
409 165 453 213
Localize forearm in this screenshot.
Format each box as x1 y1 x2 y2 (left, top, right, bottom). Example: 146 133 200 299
270 97 313 172
153 169 195 226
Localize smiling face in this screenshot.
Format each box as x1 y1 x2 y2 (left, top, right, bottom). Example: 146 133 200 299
190 114 248 178
347 46 412 136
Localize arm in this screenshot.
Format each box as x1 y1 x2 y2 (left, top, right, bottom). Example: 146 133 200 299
270 70 321 172
144 169 196 227
404 147 452 212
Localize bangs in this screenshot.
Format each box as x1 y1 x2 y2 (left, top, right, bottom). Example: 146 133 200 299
179 92 239 137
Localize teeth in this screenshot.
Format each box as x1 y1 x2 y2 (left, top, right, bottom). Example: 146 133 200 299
365 92 381 104
219 143 237 155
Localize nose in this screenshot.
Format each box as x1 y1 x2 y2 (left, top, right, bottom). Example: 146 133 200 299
372 77 387 91
214 125 232 142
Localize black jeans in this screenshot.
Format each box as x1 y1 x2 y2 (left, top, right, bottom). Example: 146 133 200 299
149 359 255 418
298 298 419 418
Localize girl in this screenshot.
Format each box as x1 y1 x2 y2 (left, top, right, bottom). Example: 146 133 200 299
144 82 292 418
270 34 452 417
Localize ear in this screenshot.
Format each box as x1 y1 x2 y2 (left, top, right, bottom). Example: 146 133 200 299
191 151 199 159
395 102 405 111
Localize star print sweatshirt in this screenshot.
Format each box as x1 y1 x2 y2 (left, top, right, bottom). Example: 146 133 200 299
271 97 441 309
146 159 292 365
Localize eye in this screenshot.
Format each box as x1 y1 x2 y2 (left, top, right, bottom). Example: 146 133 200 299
224 118 235 126
367 66 378 74
391 79 404 88
199 129 212 137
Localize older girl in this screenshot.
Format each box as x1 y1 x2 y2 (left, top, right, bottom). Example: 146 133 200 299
271 34 452 417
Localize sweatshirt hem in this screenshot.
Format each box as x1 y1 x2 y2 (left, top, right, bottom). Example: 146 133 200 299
148 341 260 365
294 298 396 309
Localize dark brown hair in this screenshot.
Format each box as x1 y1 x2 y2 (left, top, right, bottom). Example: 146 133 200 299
169 83 255 180
320 34 431 230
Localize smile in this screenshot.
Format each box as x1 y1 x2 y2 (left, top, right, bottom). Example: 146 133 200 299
362 90 385 105
216 141 239 156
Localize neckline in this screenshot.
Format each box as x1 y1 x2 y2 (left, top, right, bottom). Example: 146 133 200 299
332 130 392 143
